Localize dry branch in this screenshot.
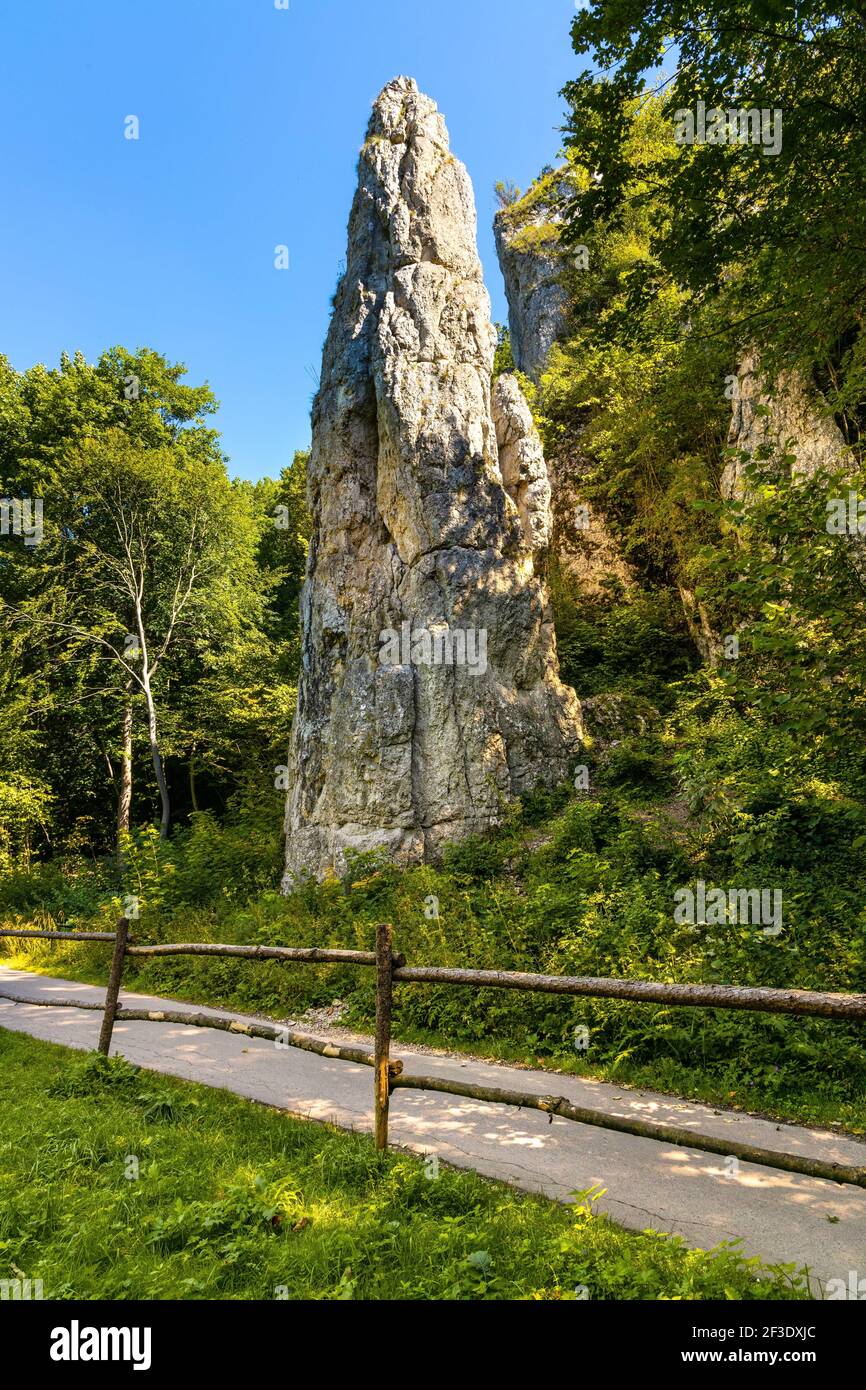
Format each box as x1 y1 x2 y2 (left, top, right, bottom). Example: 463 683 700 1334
0 929 118 943
0 989 402 1074
0 992 104 1011
113 1007 403 1075
393 966 866 1021
392 1073 866 1188
125 943 385 966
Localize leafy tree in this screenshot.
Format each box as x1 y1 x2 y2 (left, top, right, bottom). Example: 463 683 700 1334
715 453 866 750
6 429 256 840
561 2 866 425
0 349 304 857
164 455 310 818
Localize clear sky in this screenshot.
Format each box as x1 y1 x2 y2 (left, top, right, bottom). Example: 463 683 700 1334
0 0 582 481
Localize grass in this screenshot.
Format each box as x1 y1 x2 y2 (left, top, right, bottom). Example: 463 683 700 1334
0 1029 811 1301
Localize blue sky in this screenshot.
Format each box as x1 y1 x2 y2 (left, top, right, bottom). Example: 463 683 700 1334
0 0 582 481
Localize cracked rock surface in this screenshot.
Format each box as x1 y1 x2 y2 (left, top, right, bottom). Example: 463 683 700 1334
493 202 569 383
723 349 850 499
283 77 581 886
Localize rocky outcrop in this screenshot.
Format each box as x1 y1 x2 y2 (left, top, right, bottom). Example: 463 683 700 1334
545 443 634 600
494 189 633 600
682 351 853 664
720 349 865 610
282 78 582 887
723 350 848 498
494 208 568 382
491 372 552 556
677 584 723 667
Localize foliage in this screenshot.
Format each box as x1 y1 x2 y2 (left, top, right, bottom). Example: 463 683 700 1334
712 456 866 751
0 349 309 856
562 2 866 421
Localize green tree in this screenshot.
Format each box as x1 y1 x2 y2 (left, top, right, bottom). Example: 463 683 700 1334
0 348 288 854
6 429 257 840
561 2 866 424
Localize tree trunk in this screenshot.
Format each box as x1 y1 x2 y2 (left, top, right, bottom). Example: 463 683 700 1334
188 748 200 813
116 686 133 858
141 670 170 839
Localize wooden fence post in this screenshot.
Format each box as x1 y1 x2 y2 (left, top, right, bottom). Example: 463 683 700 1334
97 917 130 1056
374 922 394 1151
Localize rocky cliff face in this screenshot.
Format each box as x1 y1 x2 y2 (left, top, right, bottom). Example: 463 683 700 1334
491 372 552 556
494 199 633 601
685 351 853 664
723 350 848 498
283 78 582 887
494 179 854 673
494 207 569 382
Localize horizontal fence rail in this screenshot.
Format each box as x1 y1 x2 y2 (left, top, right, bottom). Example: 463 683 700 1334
392 965 866 1021
1 920 864 1190
0 989 403 1072
4 928 861 1020
390 1074 866 1189
0 991 105 1011
0 928 119 942
124 943 391 966
105 1011 404 1075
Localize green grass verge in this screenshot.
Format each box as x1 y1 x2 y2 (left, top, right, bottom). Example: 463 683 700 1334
0 1029 810 1301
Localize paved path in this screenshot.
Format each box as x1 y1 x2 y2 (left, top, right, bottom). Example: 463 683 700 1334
2 964 864 1293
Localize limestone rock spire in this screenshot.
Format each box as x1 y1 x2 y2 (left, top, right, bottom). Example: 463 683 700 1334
283 78 582 886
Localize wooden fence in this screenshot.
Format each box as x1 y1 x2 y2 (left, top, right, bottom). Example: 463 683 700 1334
1 920 865 1190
